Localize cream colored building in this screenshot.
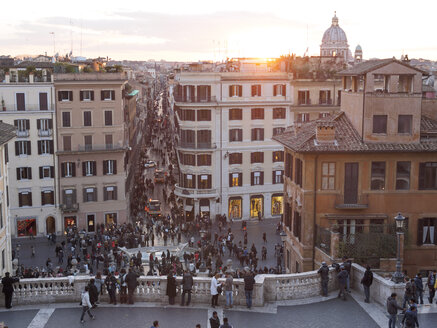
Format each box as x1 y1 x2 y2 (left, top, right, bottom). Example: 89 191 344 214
0 122 15 275
0 66 60 237
55 73 128 232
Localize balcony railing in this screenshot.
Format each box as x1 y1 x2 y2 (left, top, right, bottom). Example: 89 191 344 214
174 96 216 103
335 194 369 209
178 142 217 150
38 129 52 137
319 99 333 105
76 143 127 152
61 203 79 213
0 104 54 112
297 99 311 105
174 184 217 197
16 130 29 138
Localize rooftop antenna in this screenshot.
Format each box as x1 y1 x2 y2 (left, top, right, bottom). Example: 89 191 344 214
49 32 55 56
70 18 74 57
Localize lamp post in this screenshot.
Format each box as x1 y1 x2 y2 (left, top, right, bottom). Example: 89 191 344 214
391 213 405 283
280 231 287 274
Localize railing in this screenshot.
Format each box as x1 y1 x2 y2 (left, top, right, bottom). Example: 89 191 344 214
60 203 79 213
319 99 333 105
38 129 52 137
174 184 217 197
76 144 127 152
174 96 216 103
334 194 368 209
297 99 311 105
16 130 29 138
178 142 217 150
0 104 55 112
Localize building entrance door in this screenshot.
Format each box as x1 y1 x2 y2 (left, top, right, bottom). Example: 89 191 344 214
344 163 358 204
87 214 95 232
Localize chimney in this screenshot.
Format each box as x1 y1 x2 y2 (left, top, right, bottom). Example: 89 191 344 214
316 122 336 142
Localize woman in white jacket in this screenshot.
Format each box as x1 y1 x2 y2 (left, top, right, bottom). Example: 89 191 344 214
80 286 96 323
210 273 222 308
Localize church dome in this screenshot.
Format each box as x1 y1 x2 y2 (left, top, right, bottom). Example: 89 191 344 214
355 45 362 52
321 13 348 45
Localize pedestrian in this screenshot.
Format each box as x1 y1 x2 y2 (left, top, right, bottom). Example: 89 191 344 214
342 257 352 292
210 273 221 308
403 277 416 308
317 261 329 297
220 317 233 328
224 272 233 309
166 272 177 305
150 320 159 328
428 269 436 303
88 279 98 308
31 245 35 258
126 266 139 304
80 286 96 323
105 272 118 305
1 272 19 309
195 325 201 328
119 268 128 304
337 265 348 301
262 232 267 244
244 269 255 309
361 265 373 303
414 273 424 305
387 292 404 328
181 269 194 306
209 311 221 328
402 305 419 328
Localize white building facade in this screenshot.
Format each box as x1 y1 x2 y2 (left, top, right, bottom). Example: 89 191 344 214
173 71 292 221
0 69 60 237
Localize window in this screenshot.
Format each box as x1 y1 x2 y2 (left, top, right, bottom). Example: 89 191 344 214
83 187 97 202
18 191 32 207
295 158 303 187
61 162 76 177
197 110 211 121
284 202 292 230
180 130 195 147
251 171 264 186
182 154 196 166
58 91 73 102
229 129 243 142
62 112 71 127
273 84 286 96
41 190 54 205
37 119 52 136
16 93 26 110
105 213 117 225
37 140 54 155
417 218 437 246
101 90 115 101
105 135 113 149
298 91 310 105
371 162 386 190
250 195 263 218
285 153 293 178
229 153 242 165
272 151 284 162
396 161 411 190
319 90 332 105
319 112 330 118
229 197 242 219
103 160 117 175
63 189 77 207
83 111 92 126
251 84 261 96
293 211 302 240
251 108 264 120
273 108 286 119
104 186 118 201
183 174 195 188
273 127 285 136
104 111 113 126
398 115 412 134
251 128 264 141
14 119 30 136
39 166 54 179
84 135 92 151
251 152 264 163
16 167 32 180
182 109 195 121
373 115 387 134
197 130 211 148
272 194 283 215
82 161 97 176
80 90 94 101
63 136 71 151
229 85 242 97
229 172 242 187
39 92 48 110
229 108 242 120
297 113 310 123
197 174 212 189
321 162 336 190
197 154 211 166
273 170 284 184
15 141 31 156
419 162 437 190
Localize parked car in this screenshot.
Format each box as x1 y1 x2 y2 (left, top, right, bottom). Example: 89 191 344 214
144 160 156 168
145 199 161 217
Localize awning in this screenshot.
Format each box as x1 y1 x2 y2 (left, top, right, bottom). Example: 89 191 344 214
200 206 210 212
184 205 193 212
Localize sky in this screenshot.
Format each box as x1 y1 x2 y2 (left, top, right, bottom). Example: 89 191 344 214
1 0 437 62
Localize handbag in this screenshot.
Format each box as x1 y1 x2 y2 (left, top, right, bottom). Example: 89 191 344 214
217 286 222 294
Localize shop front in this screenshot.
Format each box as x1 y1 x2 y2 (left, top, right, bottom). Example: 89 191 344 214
229 197 242 220
184 199 194 221
250 195 263 219
64 216 76 232
17 217 37 237
105 213 117 226
87 214 95 232
199 199 210 218
271 193 284 216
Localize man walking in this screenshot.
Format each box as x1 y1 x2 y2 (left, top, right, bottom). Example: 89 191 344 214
244 269 255 309
403 277 416 308
80 286 96 323
126 266 139 304
428 269 436 304
387 292 404 328
402 305 419 328
210 273 221 308
181 270 194 306
317 262 329 297
224 272 233 309
1 272 19 309
337 265 348 301
414 273 424 305
361 265 373 303
209 311 220 328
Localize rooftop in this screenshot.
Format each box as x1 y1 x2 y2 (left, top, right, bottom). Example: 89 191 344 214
337 58 427 76
0 121 16 145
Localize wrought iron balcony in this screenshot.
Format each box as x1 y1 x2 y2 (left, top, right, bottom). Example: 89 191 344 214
61 203 79 213
335 194 369 209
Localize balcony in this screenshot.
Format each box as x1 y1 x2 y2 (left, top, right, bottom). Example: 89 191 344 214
297 99 311 106
0 104 55 112
319 99 333 105
335 194 369 209
178 142 217 150
58 143 127 154
174 95 216 103
174 184 217 198
16 130 29 138
61 203 79 213
38 129 52 137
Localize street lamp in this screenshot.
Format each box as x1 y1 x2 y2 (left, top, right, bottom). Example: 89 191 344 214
280 231 287 274
391 213 405 284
